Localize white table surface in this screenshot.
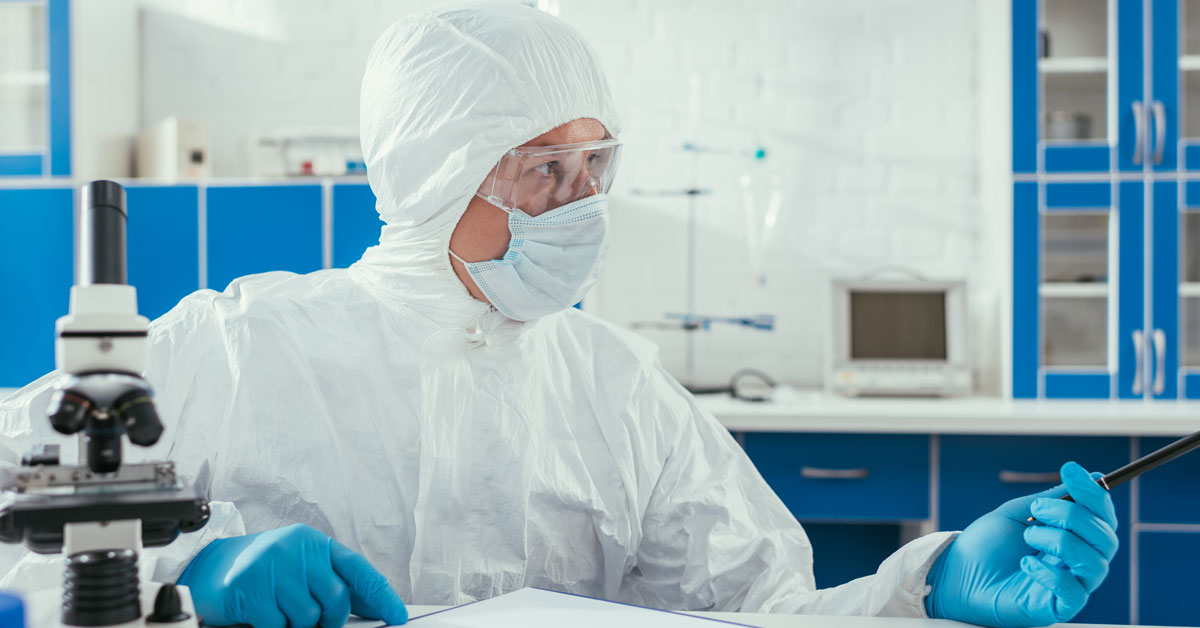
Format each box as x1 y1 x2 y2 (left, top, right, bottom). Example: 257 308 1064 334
6 387 1198 436
344 605 1172 627
698 390 1200 436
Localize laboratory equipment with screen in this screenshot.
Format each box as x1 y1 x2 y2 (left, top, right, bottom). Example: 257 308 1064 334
827 279 971 397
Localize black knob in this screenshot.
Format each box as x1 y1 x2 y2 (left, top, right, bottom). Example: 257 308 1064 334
47 390 92 435
146 584 190 624
113 391 163 446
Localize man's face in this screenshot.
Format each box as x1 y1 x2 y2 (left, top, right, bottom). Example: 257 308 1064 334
448 118 609 303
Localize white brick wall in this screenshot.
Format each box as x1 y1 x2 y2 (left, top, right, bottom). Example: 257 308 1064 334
126 0 999 392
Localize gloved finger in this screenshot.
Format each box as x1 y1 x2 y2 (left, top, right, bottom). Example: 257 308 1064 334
1024 525 1110 592
1020 555 1089 623
1030 498 1119 560
307 560 352 628
1059 461 1119 530
240 604 288 628
999 481 1071 522
276 584 323 628
329 540 408 625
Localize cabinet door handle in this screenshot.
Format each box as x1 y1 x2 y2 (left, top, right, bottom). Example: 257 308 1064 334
1132 329 1145 396
1132 100 1145 165
999 471 1060 484
1153 328 1166 395
1153 100 1167 165
800 466 870 480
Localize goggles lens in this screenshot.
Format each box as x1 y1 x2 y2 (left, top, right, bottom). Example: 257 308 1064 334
477 139 622 217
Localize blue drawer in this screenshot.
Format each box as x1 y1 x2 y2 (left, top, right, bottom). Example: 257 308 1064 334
742 433 929 521
1138 531 1200 626
939 435 1131 625
1138 437 1200 524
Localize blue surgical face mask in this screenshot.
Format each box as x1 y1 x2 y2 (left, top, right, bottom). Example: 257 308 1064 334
448 194 610 322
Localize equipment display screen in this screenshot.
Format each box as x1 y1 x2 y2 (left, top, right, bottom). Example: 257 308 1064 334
850 291 947 360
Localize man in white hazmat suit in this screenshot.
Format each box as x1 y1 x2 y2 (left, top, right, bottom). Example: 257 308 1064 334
1 3 1119 628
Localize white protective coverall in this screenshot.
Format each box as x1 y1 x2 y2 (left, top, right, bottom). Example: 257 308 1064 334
0 1 955 615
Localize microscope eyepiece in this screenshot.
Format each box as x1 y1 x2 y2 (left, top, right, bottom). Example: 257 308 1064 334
79 180 128 286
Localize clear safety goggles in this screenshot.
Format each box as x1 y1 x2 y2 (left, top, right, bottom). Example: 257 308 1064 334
476 138 622 217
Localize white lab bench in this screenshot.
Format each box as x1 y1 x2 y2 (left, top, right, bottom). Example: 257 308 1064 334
696 391 1200 436
358 605 1162 627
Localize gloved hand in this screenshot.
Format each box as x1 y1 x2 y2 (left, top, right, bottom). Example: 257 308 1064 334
178 523 408 627
925 461 1119 628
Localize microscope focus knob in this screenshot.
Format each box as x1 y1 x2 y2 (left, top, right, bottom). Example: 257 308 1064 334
146 584 189 624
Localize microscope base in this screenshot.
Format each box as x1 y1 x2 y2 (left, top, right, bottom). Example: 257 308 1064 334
25 581 200 628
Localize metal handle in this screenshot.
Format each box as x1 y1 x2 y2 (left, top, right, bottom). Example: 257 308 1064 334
1132 101 1145 165
800 466 870 480
1132 329 1145 396
999 471 1061 484
1153 328 1166 395
1153 100 1166 165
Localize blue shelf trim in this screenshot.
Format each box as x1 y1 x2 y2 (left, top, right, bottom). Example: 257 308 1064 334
1116 0 1144 172
1012 0 1037 174
48 0 70 176
1013 182 1038 399
1184 180 1200 207
1044 372 1110 399
1151 180 1179 398
1184 373 1200 400
1117 181 1145 399
1044 181 1111 209
1043 145 1110 173
1150 0 1178 172
0 154 45 177
1184 144 1200 170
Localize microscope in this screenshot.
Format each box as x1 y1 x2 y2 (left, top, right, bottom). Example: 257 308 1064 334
0 181 210 627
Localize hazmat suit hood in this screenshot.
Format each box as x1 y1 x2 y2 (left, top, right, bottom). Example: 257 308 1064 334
354 1 621 325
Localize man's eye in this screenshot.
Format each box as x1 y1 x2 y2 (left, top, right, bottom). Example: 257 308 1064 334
533 161 558 176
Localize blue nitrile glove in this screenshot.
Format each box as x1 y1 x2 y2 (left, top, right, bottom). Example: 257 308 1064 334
925 461 1119 628
177 523 408 628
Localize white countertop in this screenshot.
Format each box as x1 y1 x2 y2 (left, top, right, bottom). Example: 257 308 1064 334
699 390 1200 436
6 388 1199 436
354 605 1157 627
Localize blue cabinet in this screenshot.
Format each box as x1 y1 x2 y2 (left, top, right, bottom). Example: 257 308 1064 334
1137 436 1200 524
1137 531 1200 626
331 183 383 268
125 184 199 321
0 187 73 386
1013 1 1200 399
0 180 358 387
939 435 1131 625
205 184 324 293
1012 0 1144 174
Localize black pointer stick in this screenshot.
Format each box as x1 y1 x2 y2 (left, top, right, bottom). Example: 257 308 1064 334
1028 429 1200 523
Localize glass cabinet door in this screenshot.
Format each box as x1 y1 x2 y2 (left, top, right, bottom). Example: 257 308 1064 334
1040 183 1118 398
0 0 69 177
1015 0 1144 174
1014 181 1142 399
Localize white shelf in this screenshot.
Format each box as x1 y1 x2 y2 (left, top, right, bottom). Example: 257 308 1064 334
0 70 48 87
1180 282 1200 298
1039 282 1109 298
1181 55 1200 71
698 392 1200 436
1039 56 1109 74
